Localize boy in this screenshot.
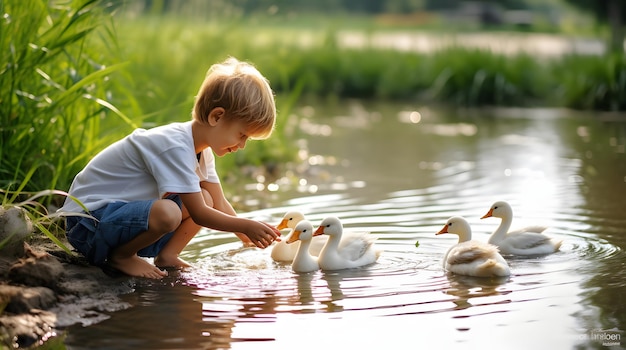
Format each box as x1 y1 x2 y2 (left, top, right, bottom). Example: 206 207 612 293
61 57 281 279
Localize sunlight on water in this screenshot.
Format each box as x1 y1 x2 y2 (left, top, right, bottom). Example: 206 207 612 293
178 180 619 349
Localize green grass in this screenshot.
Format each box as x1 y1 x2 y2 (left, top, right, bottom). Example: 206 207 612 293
425 48 550 107
553 53 626 111
0 189 86 254
0 0 137 195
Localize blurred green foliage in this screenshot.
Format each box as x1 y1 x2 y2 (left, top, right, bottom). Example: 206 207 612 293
554 53 626 110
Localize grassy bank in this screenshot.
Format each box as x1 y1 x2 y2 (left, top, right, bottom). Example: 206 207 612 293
111 14 625 113
0 0 138 195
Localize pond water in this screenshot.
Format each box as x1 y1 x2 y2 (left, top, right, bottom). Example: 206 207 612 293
63 101 626 349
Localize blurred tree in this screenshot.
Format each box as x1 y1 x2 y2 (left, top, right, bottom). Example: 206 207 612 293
384 0 425 13
565 0 624 54
424 0 529 10
132 0 549 16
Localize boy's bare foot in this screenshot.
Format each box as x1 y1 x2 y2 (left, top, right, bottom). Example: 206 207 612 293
108 254 167 279
154 255 192 270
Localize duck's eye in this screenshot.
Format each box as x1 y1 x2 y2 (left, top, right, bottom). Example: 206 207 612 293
289 218 293 221
448 223 452 227
326 224 331 228
494 206 498 209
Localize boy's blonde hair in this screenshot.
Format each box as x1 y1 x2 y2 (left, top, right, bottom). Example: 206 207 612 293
193 57 276 139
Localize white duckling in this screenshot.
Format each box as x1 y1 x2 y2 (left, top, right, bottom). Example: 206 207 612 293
285 220 319 273
481 201 562 256
271 211 327 262
436 216 510 277
313 216 381 271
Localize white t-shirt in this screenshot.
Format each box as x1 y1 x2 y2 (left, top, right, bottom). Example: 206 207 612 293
60 121 220 213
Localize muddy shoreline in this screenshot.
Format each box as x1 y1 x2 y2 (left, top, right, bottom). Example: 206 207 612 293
0 237 135 348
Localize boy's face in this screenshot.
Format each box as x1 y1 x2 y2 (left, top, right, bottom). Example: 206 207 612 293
210 119 250 157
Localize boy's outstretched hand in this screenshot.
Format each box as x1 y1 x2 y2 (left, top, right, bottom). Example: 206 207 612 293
243 221 281 249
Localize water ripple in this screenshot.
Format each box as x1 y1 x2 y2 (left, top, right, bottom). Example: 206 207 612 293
172 141 626 349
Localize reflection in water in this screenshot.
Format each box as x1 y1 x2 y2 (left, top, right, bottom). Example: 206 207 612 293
568 119 626 347
444 273 510 311
63 103 626 349
64 273 227 349
293 272 316 308
320 272 345 312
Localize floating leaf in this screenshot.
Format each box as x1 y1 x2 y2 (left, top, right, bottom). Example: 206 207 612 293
415 240 420 248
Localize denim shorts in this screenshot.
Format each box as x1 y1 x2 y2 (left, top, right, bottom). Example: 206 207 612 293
65 195 182 266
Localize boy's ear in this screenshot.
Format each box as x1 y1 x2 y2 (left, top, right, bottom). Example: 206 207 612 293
208 107 225 126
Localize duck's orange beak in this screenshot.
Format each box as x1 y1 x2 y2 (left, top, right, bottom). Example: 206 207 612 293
277 219 289 230
286 230 301 244
481 208 494 219
313 226 325 236
436 224 449 235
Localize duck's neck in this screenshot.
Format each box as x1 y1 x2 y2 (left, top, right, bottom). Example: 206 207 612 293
294 239 313 263
457 230 472 243
293 238 319 272
491 215 512 241
456 222 473 243
320 233 341 258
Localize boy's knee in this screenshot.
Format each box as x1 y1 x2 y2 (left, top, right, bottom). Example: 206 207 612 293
150 199 182 233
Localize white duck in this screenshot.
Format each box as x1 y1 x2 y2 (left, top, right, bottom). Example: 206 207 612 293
285 220 319 273
436 216 510 277
481 201 562 256
313 216 381 271
271 211 327 262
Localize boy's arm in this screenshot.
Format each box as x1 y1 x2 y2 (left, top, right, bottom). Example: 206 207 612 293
200 181 255 245
178 182 279 248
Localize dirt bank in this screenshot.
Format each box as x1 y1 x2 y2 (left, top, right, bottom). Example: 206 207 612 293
0 237 134 348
